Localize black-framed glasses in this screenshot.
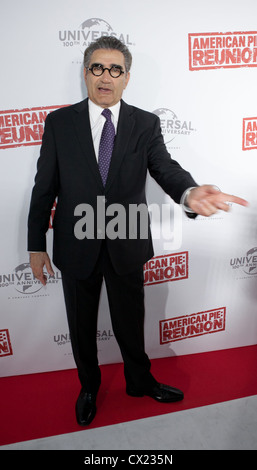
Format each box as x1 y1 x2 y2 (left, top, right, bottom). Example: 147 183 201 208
87 63 125 78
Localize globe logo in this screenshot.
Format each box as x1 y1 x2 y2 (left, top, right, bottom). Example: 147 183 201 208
153 108 178 144
153 108 195 145
14 263 44 294
79 18 113 50
243 247 257 275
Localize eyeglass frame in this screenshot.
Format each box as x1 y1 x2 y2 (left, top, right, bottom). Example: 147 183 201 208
87 63 125 78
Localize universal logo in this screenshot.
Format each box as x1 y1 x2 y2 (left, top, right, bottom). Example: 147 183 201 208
54 333 71 346
153 108 196 148
0 262 62 297
230 247 257 277
53 330 114 345
97 329 114 342
58 17 134 56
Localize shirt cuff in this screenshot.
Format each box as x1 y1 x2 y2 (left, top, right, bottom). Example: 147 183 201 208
180 187 196 213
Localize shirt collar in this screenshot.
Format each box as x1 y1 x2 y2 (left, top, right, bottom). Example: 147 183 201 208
88 99 121 126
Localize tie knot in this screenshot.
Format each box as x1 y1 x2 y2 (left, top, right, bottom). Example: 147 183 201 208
102 108 112 121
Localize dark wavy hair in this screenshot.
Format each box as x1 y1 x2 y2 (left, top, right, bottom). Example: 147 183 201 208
83 36 132 73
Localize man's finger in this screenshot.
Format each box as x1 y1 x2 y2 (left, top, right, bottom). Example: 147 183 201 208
221 194 249 207
215 201 230 211
45 258 54 276
39 273 47 286
32 268 47 286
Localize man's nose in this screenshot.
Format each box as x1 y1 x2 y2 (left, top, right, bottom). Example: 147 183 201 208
101 69 112 81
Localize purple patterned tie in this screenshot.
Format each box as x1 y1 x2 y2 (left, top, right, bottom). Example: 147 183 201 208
98 108 115 186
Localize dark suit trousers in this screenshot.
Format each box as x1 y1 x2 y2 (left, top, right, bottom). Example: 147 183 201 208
61 243 156 395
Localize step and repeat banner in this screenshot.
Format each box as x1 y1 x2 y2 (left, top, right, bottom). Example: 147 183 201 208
1 0 257 377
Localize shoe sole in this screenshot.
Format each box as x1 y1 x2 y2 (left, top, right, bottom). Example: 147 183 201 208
126 390 184 402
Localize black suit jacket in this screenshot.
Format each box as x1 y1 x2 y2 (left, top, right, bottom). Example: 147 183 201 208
28 99 197 278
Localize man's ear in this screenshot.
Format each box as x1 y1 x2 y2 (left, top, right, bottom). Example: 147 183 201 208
124 71 130 89
83 67 87 84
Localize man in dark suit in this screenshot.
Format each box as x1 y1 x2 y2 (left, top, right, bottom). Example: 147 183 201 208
28 37 247 426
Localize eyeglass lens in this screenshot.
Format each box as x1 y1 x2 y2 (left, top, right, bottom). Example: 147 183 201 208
90 64 123 78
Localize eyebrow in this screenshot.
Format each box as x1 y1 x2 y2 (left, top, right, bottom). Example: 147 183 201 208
91 63 124 69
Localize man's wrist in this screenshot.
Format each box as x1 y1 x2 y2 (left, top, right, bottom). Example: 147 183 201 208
180 187 196 213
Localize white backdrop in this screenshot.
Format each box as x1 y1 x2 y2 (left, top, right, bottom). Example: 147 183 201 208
1 0 257 377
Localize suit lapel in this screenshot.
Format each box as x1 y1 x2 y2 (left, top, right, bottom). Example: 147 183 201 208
105 100 135 192
71 99 135 193
72 99 104 190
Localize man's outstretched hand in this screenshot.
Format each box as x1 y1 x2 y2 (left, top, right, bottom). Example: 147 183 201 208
187 185 248 217
30 252 54 286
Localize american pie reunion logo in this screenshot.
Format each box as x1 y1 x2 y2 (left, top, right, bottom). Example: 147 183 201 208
243 117 257 150
144 252 188 286
160 307 226 344
189 31 257 70
0 329 13 357
0 105 68 150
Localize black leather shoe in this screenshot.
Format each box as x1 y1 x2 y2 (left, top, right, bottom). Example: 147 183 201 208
126 382 184 403
75 390 97 426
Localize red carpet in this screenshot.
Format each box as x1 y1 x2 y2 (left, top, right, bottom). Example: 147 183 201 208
1 344 257 446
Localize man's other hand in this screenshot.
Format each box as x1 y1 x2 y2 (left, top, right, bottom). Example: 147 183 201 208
30 252 54 286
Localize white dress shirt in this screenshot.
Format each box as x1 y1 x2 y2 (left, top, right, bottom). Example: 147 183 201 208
88 99 120 161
